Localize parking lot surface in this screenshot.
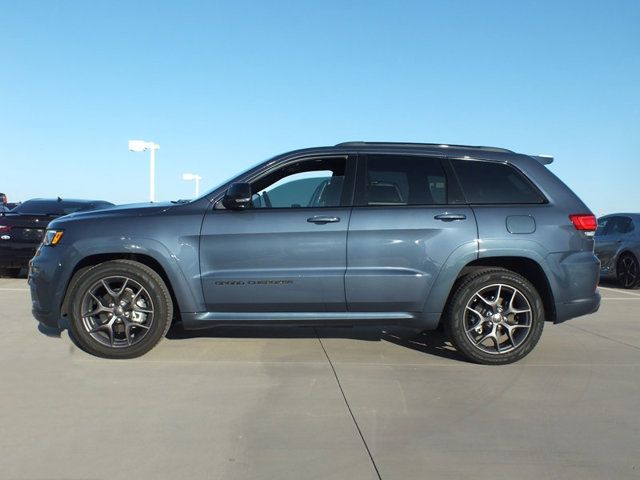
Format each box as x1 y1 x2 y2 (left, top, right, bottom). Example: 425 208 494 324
1 278 639 480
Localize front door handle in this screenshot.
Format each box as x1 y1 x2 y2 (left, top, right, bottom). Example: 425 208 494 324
307 216 340 224
434 213 467 222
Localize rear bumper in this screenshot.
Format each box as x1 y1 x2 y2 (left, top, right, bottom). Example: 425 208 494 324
547 251 601 323
554 291 601 324
0 243 37 268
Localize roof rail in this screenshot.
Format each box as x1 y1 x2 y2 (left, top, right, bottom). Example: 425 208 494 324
334 141 514 154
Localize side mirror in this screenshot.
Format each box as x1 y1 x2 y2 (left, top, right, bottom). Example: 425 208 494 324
222 183 253 210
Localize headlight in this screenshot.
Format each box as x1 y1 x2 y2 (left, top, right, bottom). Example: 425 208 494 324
42 229 64 246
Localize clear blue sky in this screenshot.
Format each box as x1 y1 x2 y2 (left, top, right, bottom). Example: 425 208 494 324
1 0 638 215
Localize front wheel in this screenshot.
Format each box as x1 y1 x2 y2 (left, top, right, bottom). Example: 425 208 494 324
68 260 173 359
617 253 639 289
445 268 545 365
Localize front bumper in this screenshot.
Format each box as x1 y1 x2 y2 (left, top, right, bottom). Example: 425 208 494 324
28 247 68 329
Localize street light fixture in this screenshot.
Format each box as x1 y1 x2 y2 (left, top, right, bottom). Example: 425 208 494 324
128 140 160 202
182 173 202 197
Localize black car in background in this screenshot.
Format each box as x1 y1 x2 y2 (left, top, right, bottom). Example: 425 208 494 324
0 198 114 275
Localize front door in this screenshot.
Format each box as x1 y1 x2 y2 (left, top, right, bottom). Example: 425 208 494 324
200 155 355 312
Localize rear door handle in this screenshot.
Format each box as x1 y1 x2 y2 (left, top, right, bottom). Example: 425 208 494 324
434 213 467 222
307 216 340 224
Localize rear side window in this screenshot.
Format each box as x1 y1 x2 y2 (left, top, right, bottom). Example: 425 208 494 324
360 155 448 206
599 216 634 235
452 160 545 204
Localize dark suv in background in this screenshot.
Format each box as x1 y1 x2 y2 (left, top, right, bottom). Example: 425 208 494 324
29 142 600 364
1 198 113 275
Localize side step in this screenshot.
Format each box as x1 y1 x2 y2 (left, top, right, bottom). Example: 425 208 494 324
181 311 417 330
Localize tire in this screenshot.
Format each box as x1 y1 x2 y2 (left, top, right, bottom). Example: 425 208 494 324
616 253 640 289
445 268 545 365
67 260 173 359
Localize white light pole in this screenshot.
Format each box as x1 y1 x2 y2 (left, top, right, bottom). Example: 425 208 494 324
128 140 160 202
182 173 202 197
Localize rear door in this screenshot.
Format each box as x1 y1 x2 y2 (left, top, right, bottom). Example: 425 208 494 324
345 154 477 312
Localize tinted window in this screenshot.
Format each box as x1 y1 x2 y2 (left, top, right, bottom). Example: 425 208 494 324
361 155 447 206
596 217 610 236
597 216 635 236
250 157 346 209
453 160 544 204
11 200 100 215
609 216 633 235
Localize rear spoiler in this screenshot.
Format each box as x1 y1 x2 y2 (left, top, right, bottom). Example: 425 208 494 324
531 154 554 165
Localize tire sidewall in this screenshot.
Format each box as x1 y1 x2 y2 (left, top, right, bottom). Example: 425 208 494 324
446 270 545 365
68 261 173 359
617 253 640 289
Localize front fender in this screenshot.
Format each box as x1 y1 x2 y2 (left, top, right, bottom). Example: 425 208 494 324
58 235 202 315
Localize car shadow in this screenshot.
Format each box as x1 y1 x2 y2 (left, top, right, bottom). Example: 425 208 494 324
35 316 464 362
166 323 463 362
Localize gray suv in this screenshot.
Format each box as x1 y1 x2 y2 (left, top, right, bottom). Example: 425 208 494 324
595 214 640 288
29 142 601 364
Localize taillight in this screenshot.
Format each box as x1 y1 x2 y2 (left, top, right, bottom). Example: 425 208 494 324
569 214 597 232
0 225 11 233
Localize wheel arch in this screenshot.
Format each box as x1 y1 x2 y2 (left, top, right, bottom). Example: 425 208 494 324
61 252 185 321
425 255 557 328
617 249 638 264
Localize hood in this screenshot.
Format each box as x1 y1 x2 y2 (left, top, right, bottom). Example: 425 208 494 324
48 201 177 228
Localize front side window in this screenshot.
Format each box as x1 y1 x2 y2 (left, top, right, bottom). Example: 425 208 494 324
359 155 448 206
452 160 545 204
250 157 346 209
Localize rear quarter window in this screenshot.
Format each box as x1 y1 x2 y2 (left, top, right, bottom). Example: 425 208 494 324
452 160 545 204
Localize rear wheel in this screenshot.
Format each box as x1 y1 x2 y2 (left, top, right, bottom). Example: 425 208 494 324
617 253 639 289
445 268 545 365
68 260 173 358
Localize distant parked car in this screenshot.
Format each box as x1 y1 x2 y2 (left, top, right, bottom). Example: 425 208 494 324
0 198 114 276
595 214 640 289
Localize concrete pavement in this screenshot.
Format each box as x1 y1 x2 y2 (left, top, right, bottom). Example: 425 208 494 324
1 278 638 479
